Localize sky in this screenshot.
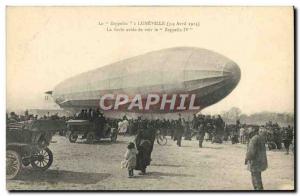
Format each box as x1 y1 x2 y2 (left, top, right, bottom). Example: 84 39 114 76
6 6 294 114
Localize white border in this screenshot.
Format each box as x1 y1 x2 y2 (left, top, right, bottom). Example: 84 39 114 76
0 0 298 6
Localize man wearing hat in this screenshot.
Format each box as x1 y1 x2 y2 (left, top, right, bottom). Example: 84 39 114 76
245 127 268 190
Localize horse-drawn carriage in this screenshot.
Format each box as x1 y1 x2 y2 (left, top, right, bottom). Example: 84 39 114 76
6 119 66 180
66 119 118 144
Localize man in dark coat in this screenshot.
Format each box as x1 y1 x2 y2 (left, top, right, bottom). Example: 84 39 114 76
93 112 106 138
174 118 184 147
197 124 205 148
99 113 107 135
135 125 155 175
231 120 240 144
245 127 268 190
282 126 294 154
77 109 85 119
213 115 224 143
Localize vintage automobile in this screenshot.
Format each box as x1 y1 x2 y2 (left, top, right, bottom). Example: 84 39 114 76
66 119 118 144
6 119 66 180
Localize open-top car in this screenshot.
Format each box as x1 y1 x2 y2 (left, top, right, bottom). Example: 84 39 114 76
6 119 66 180
66 119 118 144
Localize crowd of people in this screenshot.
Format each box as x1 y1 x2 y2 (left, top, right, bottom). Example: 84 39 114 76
7 109 294 185
7 110 294 152
122 114 226 148
6 110 70 123
233 121 294 154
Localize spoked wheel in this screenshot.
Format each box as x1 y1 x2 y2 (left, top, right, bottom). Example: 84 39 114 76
69 133 78 143
6 150 22 180
157 136 167 146
86 132 95 144
30 147 53 171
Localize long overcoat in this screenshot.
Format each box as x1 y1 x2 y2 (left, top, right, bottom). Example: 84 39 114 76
246 135 268 172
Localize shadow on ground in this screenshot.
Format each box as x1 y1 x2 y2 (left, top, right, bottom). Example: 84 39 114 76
75 140 127 145
15 169 111 184
151 163 184 167
132 171 195 179
179 145 193 148
203 146 223 149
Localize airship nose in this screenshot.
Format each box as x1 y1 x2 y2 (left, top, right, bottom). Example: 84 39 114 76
223 61 241 85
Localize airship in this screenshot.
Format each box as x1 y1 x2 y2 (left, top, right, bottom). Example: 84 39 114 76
48 47 241 119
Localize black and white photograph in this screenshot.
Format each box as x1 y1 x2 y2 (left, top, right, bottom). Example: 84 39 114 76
5 6 295 191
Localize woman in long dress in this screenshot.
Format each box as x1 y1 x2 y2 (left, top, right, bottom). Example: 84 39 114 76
134 122 155 175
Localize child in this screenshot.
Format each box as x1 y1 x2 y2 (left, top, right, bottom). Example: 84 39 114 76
124 142 137 178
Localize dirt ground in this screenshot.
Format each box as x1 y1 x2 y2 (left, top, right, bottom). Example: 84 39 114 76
7 135 294 191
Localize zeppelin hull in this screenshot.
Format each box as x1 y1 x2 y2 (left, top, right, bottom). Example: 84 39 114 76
52 47 241 115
